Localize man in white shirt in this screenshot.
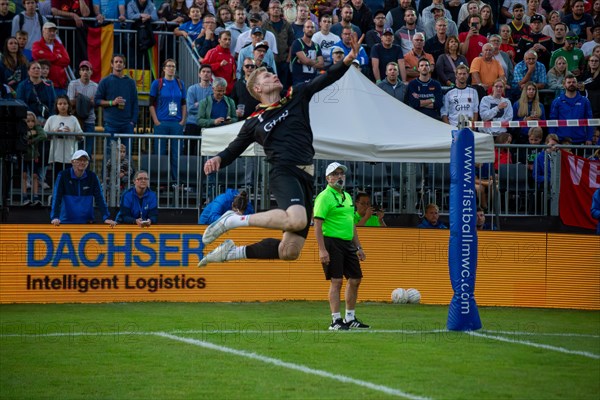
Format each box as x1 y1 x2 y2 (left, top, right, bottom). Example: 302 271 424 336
581 24 600 57
234 13 278 56
441 64 479 127
312 13 340 68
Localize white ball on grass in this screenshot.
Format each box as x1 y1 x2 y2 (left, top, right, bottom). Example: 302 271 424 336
391 288 408 304
406 288 421 304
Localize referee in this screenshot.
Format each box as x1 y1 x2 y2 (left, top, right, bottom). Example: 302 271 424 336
314 162 370 331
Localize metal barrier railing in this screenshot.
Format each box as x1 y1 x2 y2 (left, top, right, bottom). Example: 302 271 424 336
7 133 598 221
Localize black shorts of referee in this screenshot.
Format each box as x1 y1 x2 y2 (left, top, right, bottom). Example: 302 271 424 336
322 236 363 280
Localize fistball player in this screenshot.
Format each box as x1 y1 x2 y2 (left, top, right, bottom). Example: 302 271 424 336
199 34 365 267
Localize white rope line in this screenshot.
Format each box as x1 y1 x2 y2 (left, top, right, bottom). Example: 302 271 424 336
1 328 596 338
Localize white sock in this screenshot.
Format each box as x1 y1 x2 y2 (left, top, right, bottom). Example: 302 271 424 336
332 312 341 322
345 310 355 322
225 214 250 229
227 246 247 261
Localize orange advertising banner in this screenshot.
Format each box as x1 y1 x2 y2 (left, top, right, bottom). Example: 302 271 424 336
0 225 598 309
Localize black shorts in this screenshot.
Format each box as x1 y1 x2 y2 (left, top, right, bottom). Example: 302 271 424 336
322 236 363 280
269 164 314 239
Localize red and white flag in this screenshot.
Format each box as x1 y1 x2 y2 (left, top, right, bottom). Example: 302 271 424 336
559 150 600 230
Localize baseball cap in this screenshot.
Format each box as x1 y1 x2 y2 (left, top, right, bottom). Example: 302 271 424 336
325 162 347 177
249 13 262 22
79 60 93 69
71 150 90 161
566 31 579 43
43 22 57 30
431 4 444 11
251 26 263 35
382 27 394 35
254 41 269 50
330 46 344 54
530 14 543 23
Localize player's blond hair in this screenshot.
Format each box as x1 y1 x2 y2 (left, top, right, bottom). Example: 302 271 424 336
246 66 268 101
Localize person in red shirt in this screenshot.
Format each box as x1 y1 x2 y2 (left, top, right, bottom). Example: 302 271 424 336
459 14 487 64
32 22 70 95
203 30 236 94
494 132 513 171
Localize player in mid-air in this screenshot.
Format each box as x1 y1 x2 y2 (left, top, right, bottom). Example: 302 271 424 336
198 33 364 267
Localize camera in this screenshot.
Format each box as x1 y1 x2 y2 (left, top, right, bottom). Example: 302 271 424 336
372 204 382 212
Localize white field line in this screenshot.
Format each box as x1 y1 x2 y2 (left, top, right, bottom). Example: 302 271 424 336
154 331 432 400
467 331 600 360
482 330 600 339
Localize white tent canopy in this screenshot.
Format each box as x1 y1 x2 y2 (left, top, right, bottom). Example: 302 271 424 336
201 67 495 163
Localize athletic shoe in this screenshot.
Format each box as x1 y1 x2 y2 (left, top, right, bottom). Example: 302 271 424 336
329 318 349 331
198 239 235 267
344 318 370 329
202 210 236 245
22 198 31 206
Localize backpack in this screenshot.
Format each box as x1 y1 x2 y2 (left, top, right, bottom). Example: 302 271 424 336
154 77 183 107
133 20 155 52
75 92 92 121
18 11 44 32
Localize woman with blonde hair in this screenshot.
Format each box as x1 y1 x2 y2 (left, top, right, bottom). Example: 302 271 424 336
511 82 546 143
498 24 515 60
547 55 568 96
541 10 561 39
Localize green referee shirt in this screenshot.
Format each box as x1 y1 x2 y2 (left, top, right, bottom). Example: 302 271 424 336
313 185 355 240
354 212 381 227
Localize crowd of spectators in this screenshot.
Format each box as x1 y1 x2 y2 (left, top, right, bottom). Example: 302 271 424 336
1 0 599 218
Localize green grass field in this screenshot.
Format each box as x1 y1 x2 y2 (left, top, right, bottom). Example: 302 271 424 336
1 302 598 400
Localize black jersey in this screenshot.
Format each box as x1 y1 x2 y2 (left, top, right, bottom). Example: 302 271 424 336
217 61 350 168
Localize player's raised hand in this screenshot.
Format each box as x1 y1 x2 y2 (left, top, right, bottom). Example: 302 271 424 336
344 33 365 66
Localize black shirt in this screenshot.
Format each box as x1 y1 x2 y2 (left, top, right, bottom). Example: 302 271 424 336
218 61 350 167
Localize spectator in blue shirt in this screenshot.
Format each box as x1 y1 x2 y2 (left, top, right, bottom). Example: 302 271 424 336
116 170 158 227
549 74 594 144
94 54 138 154
174 5 203 43
149 58 187 185
199 188 254 224
50 150 116 226
512 49 547 97
417 203 448 229
533 133 559 185
591 187 600 235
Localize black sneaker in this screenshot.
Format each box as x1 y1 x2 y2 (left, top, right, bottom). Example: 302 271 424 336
344 318 370 329
329 318 349 331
